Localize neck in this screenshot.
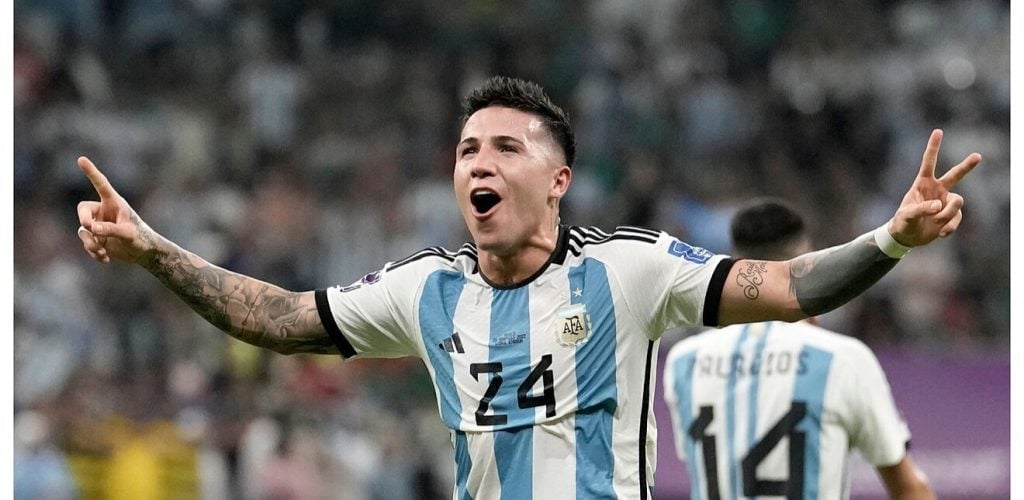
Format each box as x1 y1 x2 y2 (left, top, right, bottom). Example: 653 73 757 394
477 225 561 286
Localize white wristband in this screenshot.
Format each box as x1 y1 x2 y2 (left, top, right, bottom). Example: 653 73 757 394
873 223 912 259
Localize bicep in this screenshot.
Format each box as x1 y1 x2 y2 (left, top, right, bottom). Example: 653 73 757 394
246 289 339 355
291 290 333 341
716 259 806 326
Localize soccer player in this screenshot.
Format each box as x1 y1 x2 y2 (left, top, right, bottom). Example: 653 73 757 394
75 76 978 499
663 199 935 499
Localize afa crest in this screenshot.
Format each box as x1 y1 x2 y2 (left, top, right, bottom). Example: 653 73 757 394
555 303 593 347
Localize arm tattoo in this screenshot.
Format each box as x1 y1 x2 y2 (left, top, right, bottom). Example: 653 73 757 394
136 226 335 355
789 232 899 317
736 261 768 299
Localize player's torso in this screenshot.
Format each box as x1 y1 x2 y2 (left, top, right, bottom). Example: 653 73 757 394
366 224 725 499
412 248 660 499
324 225 725 498
416 253 653 433
667 322 852 500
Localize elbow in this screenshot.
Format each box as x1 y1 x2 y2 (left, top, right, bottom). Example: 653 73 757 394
904 472 936 500
776 305 810 324
253 329 336 356
795 292 851 318
881 458 936 500
266 333 304 356
269 344 299 356
225 327 297 355
894 480 935 500
716 301 808 327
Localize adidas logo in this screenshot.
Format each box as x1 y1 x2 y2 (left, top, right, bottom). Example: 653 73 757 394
439 332 465 353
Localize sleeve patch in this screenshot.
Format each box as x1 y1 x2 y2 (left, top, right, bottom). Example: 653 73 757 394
668 240 715 264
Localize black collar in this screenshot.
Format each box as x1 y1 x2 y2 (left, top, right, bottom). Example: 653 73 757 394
478 225 570 290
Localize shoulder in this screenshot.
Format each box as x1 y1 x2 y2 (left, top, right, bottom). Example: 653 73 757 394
783 322 882 373
323 244 476 302
792 322 872 351
563 224 723 264
380 243 478 280
565 225 661 255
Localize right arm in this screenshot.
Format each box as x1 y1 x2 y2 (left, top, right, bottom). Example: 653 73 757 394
877 456 935 500
75 156 336 355
716 129 980 326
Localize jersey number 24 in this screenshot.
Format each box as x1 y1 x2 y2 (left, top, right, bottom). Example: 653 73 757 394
470 354 556 426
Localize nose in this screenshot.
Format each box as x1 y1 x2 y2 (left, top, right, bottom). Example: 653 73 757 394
470 149 497 178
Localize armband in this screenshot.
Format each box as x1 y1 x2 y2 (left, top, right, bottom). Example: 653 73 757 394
873 223 913 259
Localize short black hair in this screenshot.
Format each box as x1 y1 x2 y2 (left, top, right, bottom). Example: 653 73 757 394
461 76 576 168
730 198 809 260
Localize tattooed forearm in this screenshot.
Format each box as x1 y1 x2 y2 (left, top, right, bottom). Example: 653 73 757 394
143 248 232 331
736 261 768 300
137 234 335 355
789 232 899 316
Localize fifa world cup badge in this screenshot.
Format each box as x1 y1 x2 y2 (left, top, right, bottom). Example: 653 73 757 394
555 303 592 347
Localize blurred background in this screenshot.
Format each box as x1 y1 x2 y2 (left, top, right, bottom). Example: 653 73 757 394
13 0 1009 499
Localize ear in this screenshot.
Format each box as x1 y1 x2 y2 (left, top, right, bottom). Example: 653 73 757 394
550 165 572 200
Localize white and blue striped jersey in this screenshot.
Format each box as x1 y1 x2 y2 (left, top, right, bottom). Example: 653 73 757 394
316 225 733 499
663 321 910 500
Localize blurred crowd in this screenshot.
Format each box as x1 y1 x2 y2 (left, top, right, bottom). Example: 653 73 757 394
13 0 1009 498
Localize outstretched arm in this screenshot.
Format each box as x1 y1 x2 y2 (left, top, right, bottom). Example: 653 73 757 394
75 156 336 355
717 129 981 326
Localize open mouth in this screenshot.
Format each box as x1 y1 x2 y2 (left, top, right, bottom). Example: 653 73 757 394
471 190 502 214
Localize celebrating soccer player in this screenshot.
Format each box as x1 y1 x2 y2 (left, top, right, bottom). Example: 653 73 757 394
76 76 979 499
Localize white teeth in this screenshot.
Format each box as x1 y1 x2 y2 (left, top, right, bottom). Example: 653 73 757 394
473 189 496 196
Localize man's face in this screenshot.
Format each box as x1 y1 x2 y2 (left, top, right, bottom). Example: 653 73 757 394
454 106 570 256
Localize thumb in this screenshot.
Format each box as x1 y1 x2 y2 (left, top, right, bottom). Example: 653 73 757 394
900 199 942 220
91 221 134 240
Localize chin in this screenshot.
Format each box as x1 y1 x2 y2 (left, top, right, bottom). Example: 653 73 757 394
470 231 504 251
469 228 517 256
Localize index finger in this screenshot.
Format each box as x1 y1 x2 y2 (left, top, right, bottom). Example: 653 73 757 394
78 156 118 200
917 129 943 179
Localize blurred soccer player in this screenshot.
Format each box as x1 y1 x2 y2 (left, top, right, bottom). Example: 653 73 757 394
664 198 935 499
76 76 976 499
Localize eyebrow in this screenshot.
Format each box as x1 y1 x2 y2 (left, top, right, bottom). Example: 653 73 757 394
492 135 525 146
457 135 525 148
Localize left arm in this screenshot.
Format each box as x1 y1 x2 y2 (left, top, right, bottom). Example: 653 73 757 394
877 456 936 500
717 129 980 326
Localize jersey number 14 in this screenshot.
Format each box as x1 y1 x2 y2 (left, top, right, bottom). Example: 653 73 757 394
689 401 809 500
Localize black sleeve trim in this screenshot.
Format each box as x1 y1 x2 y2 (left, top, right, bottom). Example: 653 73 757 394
702 258 737 327
315 289 358 358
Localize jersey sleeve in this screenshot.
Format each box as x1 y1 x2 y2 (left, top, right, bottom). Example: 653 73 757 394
613 230 733 336
841 342 911 466
315 265 420 360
